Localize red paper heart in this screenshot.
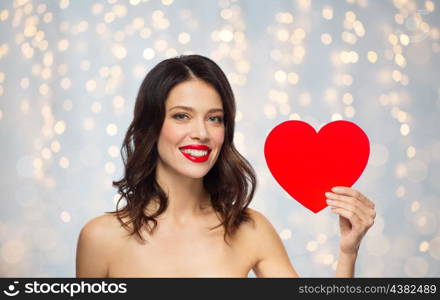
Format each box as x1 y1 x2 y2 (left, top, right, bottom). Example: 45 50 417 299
264 120 370 213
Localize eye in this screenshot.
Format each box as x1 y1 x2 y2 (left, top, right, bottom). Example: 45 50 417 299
209 116 224 123
172 113 189 120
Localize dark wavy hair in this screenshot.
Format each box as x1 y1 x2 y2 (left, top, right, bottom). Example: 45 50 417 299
108 54 257 244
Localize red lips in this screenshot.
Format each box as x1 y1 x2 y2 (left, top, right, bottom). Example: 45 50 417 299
179 144 211 151
179 144 212 163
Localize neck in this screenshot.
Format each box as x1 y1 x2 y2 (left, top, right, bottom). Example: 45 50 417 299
151 160 211 224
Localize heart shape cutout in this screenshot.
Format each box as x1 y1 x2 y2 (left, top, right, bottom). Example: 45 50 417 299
264 120 370 213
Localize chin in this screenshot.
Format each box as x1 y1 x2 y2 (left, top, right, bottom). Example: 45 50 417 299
178 166 211 179
177 154 219 179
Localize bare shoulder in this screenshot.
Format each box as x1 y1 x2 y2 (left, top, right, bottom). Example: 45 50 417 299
241 208 299 277
76 213 125 277
240 208 279 242
232 208 277 255
79 214 120 242
245 207 272 227
242 208 275 237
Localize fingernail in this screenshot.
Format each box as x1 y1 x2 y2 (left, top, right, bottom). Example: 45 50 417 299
332 187 341 192
326 199 334 204
325 192 332 197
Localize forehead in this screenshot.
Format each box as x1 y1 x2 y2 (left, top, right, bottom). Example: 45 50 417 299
165 79 223 110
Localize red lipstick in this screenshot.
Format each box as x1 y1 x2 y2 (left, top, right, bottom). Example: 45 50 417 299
179 145 212 163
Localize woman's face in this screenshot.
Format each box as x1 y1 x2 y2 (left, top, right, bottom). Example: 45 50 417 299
157 79 225 179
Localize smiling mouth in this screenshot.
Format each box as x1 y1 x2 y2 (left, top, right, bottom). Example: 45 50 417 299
180 148 209 157
179 148 211 162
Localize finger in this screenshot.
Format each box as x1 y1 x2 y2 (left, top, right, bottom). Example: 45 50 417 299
325 192 375 218
330 207 364 230
326 198 371 225
331 186 375 209
330 204 375 230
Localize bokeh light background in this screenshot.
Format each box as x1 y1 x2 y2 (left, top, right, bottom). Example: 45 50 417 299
1 0 440 277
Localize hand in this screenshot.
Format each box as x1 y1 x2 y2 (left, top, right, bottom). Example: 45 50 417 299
325 186 376 255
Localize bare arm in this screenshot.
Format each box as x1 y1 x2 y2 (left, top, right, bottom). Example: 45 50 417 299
248 209 299 277
326 186 377 277
335 251 357 277
76 215 112 277
249 208 360 278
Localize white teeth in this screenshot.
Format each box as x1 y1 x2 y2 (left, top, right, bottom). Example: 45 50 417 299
181 149 209 157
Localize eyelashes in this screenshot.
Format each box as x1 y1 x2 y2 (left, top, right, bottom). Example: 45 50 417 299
172 113 224 123
172 113 188 120
210 116 224 123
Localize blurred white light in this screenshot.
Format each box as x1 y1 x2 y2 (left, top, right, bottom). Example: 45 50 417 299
279 228 292 240
106 124 118 136
143 48 155 60
60 211 71 223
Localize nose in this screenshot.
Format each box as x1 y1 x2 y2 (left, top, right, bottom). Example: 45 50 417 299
190 118 209 141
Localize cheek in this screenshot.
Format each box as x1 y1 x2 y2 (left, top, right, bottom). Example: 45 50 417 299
213 127 225 147
157 124 182 160
159 121 185 145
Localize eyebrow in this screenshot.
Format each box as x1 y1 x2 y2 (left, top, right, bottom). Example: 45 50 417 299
168 106 224 113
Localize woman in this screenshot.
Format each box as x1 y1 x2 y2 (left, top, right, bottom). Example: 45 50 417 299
76 54 376 277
